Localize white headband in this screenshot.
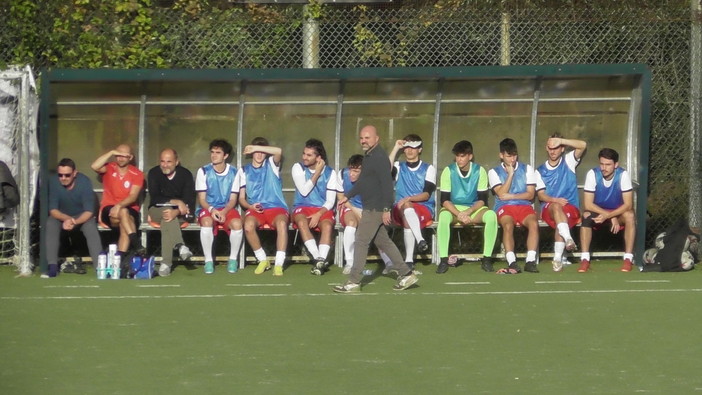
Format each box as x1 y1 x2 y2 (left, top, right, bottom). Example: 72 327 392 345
403 141 422 149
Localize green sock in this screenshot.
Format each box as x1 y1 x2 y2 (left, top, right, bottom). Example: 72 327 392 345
482 210 498 257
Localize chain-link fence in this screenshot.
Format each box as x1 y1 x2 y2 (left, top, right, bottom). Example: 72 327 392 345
1 2 700 248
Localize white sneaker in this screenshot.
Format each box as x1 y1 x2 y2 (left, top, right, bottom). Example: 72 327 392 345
552 259 564 272
333 282 361 293
158 263 171 277
393 273 418 291
178 244 192 261
342 264 352 275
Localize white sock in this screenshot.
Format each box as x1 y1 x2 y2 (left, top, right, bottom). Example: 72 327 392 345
319 244 330 260
275 251 286 267
403 229 415 262
304 239 320 259
581 252 591 262
343 227 356 265
557 222 572 241
506 251 516 264
200 227 214 262
254 248 267 262
527 250 537 262
554 241 565 262
379 249 392 266
623 253 634 261
403 208 424 242
229 229 243 260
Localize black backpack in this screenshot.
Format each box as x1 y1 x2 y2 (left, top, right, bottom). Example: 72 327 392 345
644 218 699 272
0 161 19 215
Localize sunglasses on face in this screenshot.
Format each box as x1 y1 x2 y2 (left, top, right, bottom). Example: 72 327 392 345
58 173 73 178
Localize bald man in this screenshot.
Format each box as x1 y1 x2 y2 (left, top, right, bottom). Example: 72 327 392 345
92 144 144 256
147 148 196 277
334 125 419 293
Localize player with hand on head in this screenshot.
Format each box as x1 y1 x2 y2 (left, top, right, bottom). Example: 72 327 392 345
237 137 290 276
291 138 337 275
388 134 436 271
535 133 587 272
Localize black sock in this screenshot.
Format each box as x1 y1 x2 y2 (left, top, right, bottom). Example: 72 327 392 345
128 233 142 251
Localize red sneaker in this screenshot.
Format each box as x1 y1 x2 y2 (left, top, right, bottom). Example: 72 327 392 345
621 258 633 272
577 260 590 273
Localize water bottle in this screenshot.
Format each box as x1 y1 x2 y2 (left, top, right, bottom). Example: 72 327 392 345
112 254 121 280
97 252 107 279
362 269 374 276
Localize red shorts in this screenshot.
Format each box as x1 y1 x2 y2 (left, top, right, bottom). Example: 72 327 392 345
291 206 335 230
244 207 289 229
198 208 241 235
338 206 361 228
392 204 433 228
496 205 537 226
541 202 581 228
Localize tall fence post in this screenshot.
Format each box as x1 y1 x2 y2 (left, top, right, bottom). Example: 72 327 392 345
302 5 320 68
690 0 702 231
500 10 511 66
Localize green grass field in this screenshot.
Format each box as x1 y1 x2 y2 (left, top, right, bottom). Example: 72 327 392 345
2 259 701 394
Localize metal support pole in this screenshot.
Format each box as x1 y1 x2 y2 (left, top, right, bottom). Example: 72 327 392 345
500 11 511 66
302 5 320 69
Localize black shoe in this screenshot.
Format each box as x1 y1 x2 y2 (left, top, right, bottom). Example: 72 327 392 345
417 240 429 253
524 261 539 273
61 257 86 275
73 256 87 274
60 261 76 273
311 258 328 276
480 256 494 272
130 245 146 256
508 262 522 273
436 258 449 274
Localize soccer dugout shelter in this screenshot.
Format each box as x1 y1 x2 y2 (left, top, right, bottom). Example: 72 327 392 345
39 64 651 272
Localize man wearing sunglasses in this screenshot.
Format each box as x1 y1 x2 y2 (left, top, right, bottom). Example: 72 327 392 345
91 144 144 258
44 158 103 277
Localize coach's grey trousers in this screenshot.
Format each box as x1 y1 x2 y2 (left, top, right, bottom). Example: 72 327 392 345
348 209 411 284
148 206 186 267
45 216 103 268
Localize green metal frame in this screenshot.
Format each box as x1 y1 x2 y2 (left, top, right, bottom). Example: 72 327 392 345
39 64 652 271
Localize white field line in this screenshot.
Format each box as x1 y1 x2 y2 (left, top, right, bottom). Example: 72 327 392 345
534 281 583 284
445 282 491 285
625 280 671 283
136 284 181 288
3 288 702 300
43 285 100 288
225 283 292 287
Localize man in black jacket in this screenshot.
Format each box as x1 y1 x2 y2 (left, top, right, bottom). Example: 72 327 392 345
147 148 195 277
333 125 418 293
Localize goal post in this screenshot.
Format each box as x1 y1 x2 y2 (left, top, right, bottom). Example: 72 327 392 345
0 66 39 276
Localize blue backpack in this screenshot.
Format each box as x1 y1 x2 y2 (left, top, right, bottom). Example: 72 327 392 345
129 255 155 279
